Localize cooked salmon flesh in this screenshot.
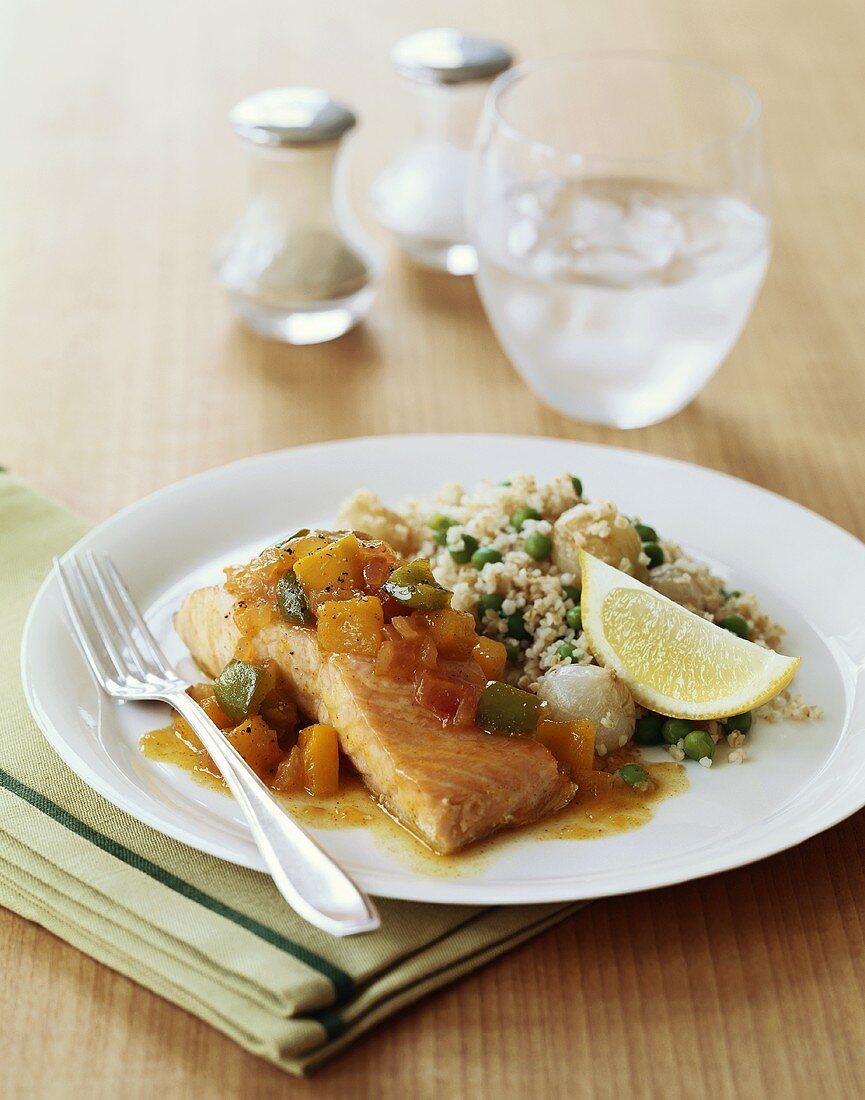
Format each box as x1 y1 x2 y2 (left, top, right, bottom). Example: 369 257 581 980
175 585 575 853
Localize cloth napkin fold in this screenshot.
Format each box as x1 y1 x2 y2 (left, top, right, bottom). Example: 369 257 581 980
0 472 585 1075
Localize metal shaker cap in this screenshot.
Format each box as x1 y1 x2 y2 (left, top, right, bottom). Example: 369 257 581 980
391 28 513 86
230 88 357 147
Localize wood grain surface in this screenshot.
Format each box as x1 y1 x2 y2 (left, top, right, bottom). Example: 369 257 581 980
2 0 865 1096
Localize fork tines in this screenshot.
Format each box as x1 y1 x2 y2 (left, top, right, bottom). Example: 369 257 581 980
55 551 179 696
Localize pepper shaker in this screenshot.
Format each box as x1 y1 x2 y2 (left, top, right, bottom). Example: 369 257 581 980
372 29 513 274
215 88 381 344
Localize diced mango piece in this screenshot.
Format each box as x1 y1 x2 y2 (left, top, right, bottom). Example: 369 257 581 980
225 715 285 779
317 596 384 657
535 718 596 775
423 608 478 660
299 724 340 797
472 636 508 681
186 682 214 706
202 695 234 730
185 684 234 730
272 745 303 793
294 533 365 609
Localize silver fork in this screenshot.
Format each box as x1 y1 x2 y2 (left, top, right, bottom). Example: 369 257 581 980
55 549 380 938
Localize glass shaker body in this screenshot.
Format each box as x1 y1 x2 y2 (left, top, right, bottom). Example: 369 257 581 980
215 89 381 344
371 30 513 275
373 80 490 274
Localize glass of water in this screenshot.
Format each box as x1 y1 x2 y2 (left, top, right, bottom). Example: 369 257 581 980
468 54 770 427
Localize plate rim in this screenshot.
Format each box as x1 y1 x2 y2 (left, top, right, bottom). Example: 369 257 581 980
20 433 865 904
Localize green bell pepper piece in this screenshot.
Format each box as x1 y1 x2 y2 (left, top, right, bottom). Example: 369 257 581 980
382 559 452 611
475 681 541 735
276 571 314 625
214 660 271 723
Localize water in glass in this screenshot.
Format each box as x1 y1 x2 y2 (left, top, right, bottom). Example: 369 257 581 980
475 176 769 427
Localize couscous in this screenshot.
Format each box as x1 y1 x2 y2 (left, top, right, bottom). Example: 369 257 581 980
338 471 819 768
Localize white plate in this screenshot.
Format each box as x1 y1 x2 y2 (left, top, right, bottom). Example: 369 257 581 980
20 435 865 904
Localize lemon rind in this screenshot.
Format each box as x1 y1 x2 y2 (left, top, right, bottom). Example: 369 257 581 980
579 549 802 721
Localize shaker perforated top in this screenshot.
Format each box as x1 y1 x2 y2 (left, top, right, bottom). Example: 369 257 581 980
391 28 513 85
229 88 357 146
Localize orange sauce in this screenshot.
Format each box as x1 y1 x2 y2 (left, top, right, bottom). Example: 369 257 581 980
143 532 690 874
140 725 688 876
140 723 223 787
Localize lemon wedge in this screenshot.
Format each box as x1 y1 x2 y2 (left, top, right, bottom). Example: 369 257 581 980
579 549 800 719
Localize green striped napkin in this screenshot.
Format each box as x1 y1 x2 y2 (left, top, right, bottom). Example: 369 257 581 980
0 473 585 1075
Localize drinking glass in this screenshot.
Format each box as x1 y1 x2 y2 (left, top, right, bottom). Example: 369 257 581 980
468 54 771 427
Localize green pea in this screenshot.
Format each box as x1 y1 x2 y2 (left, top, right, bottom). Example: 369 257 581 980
634 523 657 542
557 642 578 661
449 533 480 564
571 476 583 498
634 714 664 745
471 546 504 569
478 592 505 615
719 614 749 638
510 506 542 531
506 611 529 639
428 514 456 546
724 711 753 734
562 584 580 605
566 606 583 632
524 532 553 561
661 717 693 745
642 541 664 568
619 763 649 787
683 730 714 762
720 587 742 600
499 480 512 487
504 638 521 664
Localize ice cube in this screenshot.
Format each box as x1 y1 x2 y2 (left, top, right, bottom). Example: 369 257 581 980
564 195 627 249
624 197 685 270
570 247 655 286
525 241 574 282
513 178 565 220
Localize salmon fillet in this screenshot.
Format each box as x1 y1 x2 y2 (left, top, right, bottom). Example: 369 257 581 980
175 585 575 853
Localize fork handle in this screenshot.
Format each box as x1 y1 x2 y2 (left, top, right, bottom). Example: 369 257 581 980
167 691 380 937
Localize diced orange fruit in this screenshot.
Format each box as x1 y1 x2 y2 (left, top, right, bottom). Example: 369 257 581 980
294 533 365 609
299 724 340 797
423 608 478 660
272 745 303 793
226 715 285 778
535 718 596 775
317 596 384 657
472 636 508 681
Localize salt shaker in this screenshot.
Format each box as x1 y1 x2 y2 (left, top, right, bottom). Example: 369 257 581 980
215 88 381 344
372 29 513 274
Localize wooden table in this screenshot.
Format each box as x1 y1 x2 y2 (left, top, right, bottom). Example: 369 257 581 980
3 0 865 1095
